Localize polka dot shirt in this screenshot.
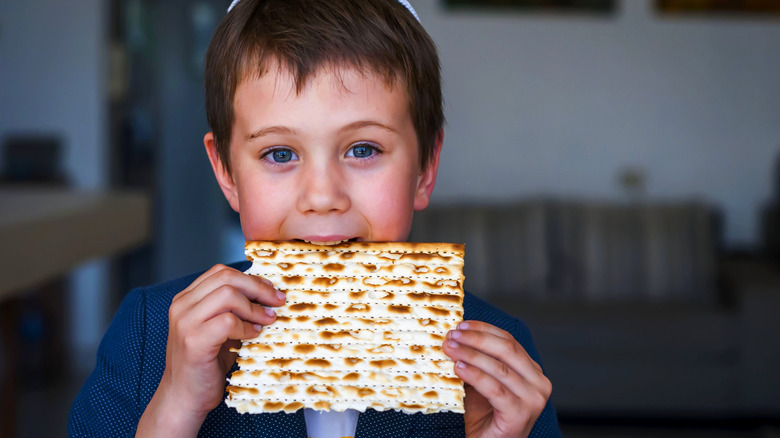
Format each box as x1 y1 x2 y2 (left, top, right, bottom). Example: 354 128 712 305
68 262 561 437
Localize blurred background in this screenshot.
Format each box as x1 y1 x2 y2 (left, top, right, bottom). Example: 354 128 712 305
1 0 779 436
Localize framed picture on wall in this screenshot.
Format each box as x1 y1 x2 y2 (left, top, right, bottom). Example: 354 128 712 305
443 0 615 14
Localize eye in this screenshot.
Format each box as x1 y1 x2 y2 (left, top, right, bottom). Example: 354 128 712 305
346 142 379 159
261 147 298 164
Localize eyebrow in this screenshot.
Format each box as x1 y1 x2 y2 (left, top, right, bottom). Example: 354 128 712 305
246 126 297 141
339 120 398 135
246 120 397 141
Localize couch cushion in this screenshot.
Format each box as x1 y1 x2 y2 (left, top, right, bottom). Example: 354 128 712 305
411 201 720 304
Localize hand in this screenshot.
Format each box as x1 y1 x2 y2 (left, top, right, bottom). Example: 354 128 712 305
442 321 552 438
137 264 285 437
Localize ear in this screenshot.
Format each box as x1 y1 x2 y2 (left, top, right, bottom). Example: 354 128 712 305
413 130 443 211
204 132 241 212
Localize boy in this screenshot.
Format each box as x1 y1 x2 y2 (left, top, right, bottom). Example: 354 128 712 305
69 0 561 436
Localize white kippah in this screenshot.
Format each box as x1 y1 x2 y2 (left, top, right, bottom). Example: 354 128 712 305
227 0 420 22
395 0 420 21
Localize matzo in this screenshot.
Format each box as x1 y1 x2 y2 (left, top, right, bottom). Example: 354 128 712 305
226 241 465 415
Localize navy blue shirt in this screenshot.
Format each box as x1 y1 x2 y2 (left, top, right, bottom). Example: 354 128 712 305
68 261 561 437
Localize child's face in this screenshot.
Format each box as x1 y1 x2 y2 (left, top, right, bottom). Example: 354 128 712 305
205 66 441 243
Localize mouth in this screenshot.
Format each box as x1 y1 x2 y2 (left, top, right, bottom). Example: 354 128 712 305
293 237 361 246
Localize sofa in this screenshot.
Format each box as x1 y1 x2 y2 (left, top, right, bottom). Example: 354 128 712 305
409 200 780 418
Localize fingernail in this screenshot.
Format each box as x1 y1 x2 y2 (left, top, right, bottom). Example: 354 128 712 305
452 330 462 340
448 340 459 348
457 361 466 369
260 278 274 287
458 322 469 330
253 324 263 332
265 308 276 317
276 291 286 301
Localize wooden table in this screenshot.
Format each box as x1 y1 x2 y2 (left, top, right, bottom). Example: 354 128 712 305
0 187 151 299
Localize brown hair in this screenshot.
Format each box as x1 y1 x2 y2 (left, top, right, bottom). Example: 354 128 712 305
204 0 443 174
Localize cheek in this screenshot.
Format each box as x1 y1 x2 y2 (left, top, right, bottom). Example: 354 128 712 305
236 178 292 240
355 170 418 238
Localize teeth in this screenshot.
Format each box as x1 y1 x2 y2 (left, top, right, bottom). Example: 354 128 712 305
302 239 349 246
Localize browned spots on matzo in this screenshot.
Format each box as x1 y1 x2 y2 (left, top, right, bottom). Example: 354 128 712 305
295 316 310 322
289 303 317 312
229 386 259 395
306 385 335 395
282 275 304 285
293 344 316 354
440 376 461 385
394 375 408 382
385 279 415 287
369 359 397 368
284 402 304 412
314 401 330 410
314 317 338 326
423 391 438 399
346 304 370 313
247 344 272 352
401 253 439 262
427 307 451 317
302 290 330 297
324 304 338 311
323 263 345 272
266 358 299 367
410 345 426 354
388 305 411 314
284 385 297 395
343 372 360 381
344 358 362 365
264 401 284 411
319 330 350 340
313 277 338 287
358 388 375 397
437 294 462 303
362 264 377 272
304 359 331 368
276 316 291 323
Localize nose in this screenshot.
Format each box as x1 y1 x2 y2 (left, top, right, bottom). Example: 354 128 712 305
296 161 351 214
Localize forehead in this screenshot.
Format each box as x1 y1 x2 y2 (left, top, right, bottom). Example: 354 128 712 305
242 60 405 96
233 63 411 123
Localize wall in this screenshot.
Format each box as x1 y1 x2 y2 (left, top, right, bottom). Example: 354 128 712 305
416 0 780 248
0 0 109 371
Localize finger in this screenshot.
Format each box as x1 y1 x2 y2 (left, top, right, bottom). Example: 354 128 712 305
181 264 232 295
443 336 532 400
446 327 545 380
180 265 285 307
456 320 514 341
454 361 529 436
197 312 264 347
191 284 278 326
